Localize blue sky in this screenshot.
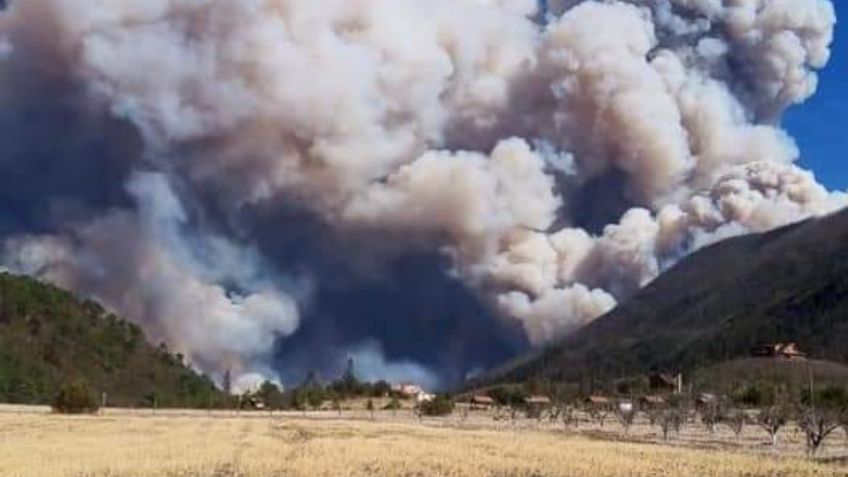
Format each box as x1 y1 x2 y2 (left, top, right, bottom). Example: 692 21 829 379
787 0 848 190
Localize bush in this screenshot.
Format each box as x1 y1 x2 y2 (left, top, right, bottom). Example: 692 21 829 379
803 386 848 410
487 386 526 408
418 395 454 416
733 382 777 408
52 379 99 414
257 380 286 409
383 396 402 411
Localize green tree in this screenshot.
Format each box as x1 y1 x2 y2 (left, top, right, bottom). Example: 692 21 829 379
343 358 357 387
223 369 232 396
384 396 401 416
418 395 454 417
257 380 286 409
306 387 325 409
53 379 99 414
487 385 526 408
366 398 375 419
372 380 391 397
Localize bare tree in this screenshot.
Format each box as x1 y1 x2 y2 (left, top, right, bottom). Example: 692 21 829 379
654 408 685 441
722 409 747 442
366 398 375 420
508 404 522 426
798 407 841 457
586 403 611 428
614 402 638 435
646 408 661 426
560 404 578 430
840 410 848 445
547 405 562 425
699 402 722 435
756 405 789 446
536 407 546 426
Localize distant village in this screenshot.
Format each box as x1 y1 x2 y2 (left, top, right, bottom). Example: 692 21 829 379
220 341 848 457
240 342 813 413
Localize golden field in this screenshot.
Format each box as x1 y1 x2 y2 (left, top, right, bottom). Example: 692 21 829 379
1 407 846 477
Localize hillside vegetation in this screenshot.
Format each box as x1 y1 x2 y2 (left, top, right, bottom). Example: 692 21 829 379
0 273 225 407
485 208 848 387
691 358 848 396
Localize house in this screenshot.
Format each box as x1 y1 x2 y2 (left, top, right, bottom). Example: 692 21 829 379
649 373 681 393
392 382 434 403
416 392 436 404
695 393 718 408
470 395 495 410
525 395 552 407
392 382 425 398
639 395 666 409
524 395 552 418
617 400 634 414
584 395 611 407
241 396 266 410
751 343 806 360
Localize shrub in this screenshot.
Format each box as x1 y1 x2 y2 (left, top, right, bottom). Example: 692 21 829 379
735 383 770 407
53 379 99 414
809 386 848 410
256 380 286 409
418 395 454 416
487 386 526 408
383 396 401 411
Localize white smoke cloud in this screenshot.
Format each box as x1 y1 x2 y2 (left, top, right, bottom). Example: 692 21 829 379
0 0 842 383
3 173 303 376
346 341 440 391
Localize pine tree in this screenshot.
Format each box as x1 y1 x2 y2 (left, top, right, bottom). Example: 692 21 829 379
343 358 357 385
342 357 360 396
223 369 232 395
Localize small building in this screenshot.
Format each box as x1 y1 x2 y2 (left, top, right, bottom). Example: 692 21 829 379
241 396 266 410
617 400 634 414
695 393 718 408
416 392 436 404
751 343 806 360
392 382 436 403
392 382 425 398
470 395 495 410
640 395 666 409
524 395 552 418
525 395 552 406
584 395 611 407
649 373 681 393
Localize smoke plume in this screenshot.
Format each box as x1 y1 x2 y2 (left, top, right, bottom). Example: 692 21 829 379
0 0 842 386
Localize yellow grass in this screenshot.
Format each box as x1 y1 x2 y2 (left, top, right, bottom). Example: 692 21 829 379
0 410 845 477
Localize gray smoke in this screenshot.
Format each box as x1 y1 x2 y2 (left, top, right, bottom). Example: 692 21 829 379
0 0 842 385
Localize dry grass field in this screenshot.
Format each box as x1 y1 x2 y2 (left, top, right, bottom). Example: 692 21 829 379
1 406 847 477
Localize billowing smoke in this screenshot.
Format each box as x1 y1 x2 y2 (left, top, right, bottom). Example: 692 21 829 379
0 0 842 386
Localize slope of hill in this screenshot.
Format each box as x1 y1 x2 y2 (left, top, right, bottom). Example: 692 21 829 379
484 208 848 386
690 358 848 395
0 273 225 407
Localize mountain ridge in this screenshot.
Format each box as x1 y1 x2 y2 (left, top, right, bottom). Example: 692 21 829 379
479 207 848 386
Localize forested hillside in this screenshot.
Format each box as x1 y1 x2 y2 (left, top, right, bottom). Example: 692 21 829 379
484 208 848 386
0 273 225 407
